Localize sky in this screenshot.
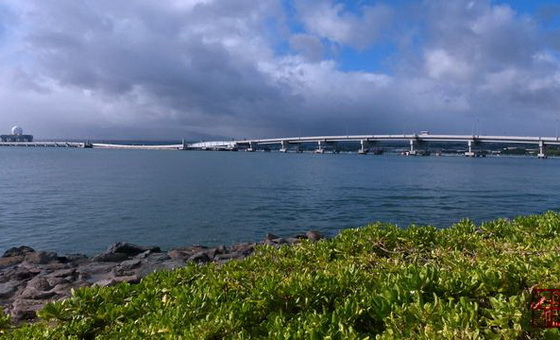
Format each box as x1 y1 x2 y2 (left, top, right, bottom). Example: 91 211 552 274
0 0 560 140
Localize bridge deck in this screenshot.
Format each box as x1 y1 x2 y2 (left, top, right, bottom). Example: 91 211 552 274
1 134 558 153
189 134 560 149
236 134 560 145
0 142 86 148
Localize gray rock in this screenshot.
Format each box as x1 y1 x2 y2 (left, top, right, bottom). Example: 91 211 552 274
265 233 279 241
167 245 212 261
187 252 211 264
19 288 56 300
112 259 142 277
23 275 51 292
114 275 140 284
202 248 220 260
0 281 18 299
167 249 190 261
306 230 323 241
263 239 276 246
286 237 302 245
48 268 76 278
169 245 208 256
119 259 141 270
19 276 53 300
93 278 117 288
105 242 160 256
24 251 59 265
138 260 184 278
11 299 44 321
11 267 41 281
230 243 255 256
0 256 24 269
134 250 151 259
76 262 116 283
64 253 88 262
112 268 135 277
92 252 130 262
161 259 188 269
215 253 242 261
46 276 69 288
3 246 35 258
40 262 69 272
143 253 171 263
50 283 73 297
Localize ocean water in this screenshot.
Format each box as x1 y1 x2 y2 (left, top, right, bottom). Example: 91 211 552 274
0 148 559 255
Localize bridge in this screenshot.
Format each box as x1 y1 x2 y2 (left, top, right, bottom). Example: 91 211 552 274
2 134 559 157
0 141 88 148
90 142 184 150
0 141 184 150
188 133 560 158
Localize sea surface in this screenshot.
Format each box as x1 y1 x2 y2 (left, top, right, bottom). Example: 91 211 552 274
1 148 559 255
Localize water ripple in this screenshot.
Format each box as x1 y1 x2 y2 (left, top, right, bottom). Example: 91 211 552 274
0 149 558 254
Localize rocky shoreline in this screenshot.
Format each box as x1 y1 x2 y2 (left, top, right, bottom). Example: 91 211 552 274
0 231 323 323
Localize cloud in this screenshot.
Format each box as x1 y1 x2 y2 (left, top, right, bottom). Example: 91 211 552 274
0 0 559 139
289 34 324 61
401 0 560 131
295 1 394 49
3 0 291 138
424 49 473 81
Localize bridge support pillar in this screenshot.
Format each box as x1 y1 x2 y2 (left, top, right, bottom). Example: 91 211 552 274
408 140 417 156
538 141 547 159
247 142 256 152
315 141 325 154
465 140 475 157
279 141 288 153
359 140 369 154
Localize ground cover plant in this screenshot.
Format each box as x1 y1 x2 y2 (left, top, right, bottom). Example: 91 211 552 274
3 212 560 339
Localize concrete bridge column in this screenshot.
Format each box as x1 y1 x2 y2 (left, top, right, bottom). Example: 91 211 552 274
408 140 417 156
465 140 475 157
359 140 369 154
247 142 256 152
538 141 546 159
315 141 325 154
279 141 288 153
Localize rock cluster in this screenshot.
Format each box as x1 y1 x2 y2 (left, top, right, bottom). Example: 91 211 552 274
0 231 323 323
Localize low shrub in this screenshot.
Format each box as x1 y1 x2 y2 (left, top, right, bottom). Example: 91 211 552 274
5 212 560 339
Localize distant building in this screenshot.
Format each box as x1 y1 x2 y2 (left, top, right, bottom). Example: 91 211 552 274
0 126 33 142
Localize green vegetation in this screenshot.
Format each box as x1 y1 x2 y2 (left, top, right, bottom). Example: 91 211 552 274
4 212 560 339
545 147 560 157
501 147 529 155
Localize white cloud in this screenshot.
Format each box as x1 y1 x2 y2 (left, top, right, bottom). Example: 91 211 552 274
296 1 393 49
424 49 473 81
0 0 559 138
289 33 324 61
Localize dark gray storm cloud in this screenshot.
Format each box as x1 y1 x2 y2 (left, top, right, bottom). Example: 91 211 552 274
0 0 559 139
